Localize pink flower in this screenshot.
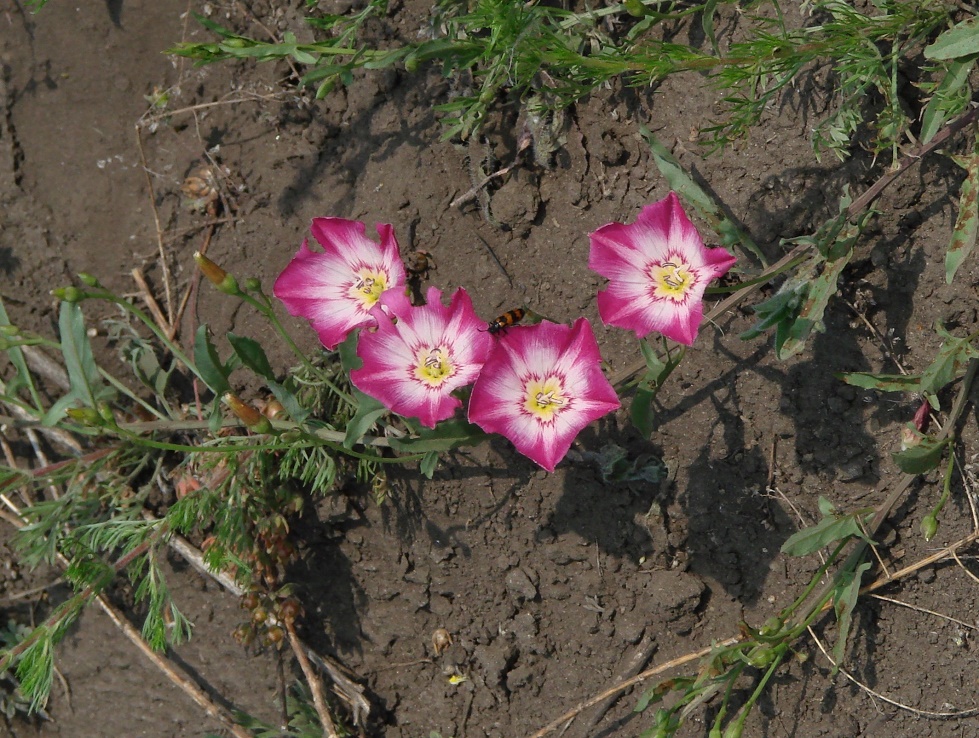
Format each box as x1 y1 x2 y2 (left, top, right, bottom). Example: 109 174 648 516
588 192 736 346
351 287 492 428
273 217 408 350
468 319 619 472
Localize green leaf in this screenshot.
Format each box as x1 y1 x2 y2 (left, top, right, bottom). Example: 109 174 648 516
630 388 657 440
830 561 872 671
775 250 852 360
42 302 114 425
924 18 979 61
59 302 103 407
267 380 309 423
945 145 979 284
740 274 807 342
343 389 388 449
193 325 230 396
817 495 836 517
641 127 766 266
227 332 275 379
918 323 979 405
420 451 440 479
919 58 976 144
338 330 362 372
836 372 921 394
892 433 950 474
780 510 872 557
0 296 41 411
388 419 488 453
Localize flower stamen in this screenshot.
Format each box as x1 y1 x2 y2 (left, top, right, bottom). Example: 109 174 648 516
414 346 454 387
650 258 695 302
524 376 568 422
349 268 388 309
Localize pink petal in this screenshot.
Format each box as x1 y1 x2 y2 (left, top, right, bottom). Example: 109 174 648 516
273 218 407 350
351 287 491 428
468 319 619 471
587 192 735 345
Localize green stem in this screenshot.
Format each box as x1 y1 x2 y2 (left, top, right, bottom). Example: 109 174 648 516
729 648 787 736
98 368 170 421
240 291 357 409
779 539 848 623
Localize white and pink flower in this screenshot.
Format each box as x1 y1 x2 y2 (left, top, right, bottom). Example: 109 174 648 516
273 217 408 350
468 319 619 472
351 287 491 428
589 192 736 346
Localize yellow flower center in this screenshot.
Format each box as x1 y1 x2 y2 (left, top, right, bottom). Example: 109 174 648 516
348 268 388 309
413 347 454 387
650 259 695 301
523 376 567 422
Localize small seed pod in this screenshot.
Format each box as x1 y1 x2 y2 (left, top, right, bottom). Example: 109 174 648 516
262 398 286 420
265 625 285 646
432 628 453 656
279 598 302 625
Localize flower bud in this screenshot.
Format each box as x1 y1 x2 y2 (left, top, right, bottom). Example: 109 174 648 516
53 286 85 303
77 273 101 288
0 325 18 337
625 0 646 16
194 252 241 295
244 277 262 293
66 407 102 424
97 403 117 425
921 513 938 541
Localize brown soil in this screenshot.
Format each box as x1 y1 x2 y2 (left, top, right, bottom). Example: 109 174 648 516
2 1 978 737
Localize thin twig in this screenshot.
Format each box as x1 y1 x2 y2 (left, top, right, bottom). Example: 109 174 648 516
808 625 979 719
950 548 979 586
869 593 978 632
131 267 173 336
286 621 339 738
94 589 253 738
449 135 532 209
134 124 174 324
526 637 742 738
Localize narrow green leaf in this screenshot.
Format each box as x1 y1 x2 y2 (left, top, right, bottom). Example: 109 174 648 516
831 561 871 671
836 372 920 394
924 18 979 61
0 296 42 411
388 419 488 453
918 324 979 404
945 146 979 284
227 332 275 380
920 58 976 144
267 380 309 423
776 249 853 360
740 278 807 341
343 388 387 449
892 434 950 474
58 301 103 408
420 451 439 479
193 325 230 396
630 388 657 439
780 512 870 557
641 127 766 265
